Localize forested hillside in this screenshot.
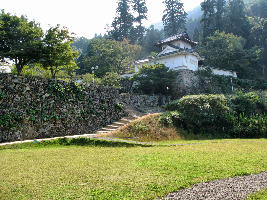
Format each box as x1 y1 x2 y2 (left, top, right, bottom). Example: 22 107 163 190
1 0 266 82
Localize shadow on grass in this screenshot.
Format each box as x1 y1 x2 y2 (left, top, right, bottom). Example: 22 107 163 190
0 137 154 150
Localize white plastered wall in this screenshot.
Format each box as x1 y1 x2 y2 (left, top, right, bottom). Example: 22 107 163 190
135 53 199 72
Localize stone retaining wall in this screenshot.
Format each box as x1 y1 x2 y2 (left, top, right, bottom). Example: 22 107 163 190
0 74 126 143
119 93 170 107
174 69 198 97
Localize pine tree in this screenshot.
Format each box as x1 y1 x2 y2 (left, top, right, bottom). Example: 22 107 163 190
111 0 134 41
193 27 200 42
250 18 267 77
201 0 216 45
132 0 148 44
143 25 165 57
162 0 187 37
200 0 226 44
215 0 226 32
247 0 267 18
225 0 250 40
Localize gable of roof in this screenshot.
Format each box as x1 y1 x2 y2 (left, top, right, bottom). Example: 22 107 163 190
155 31 197 47
157 45 178 56
155 48 204 61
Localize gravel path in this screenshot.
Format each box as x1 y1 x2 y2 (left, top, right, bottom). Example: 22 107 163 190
161 171 267 200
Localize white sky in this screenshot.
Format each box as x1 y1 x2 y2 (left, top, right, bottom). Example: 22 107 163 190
1 0 203 39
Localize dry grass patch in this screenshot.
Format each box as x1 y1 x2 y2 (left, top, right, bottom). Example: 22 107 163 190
108 113 186 142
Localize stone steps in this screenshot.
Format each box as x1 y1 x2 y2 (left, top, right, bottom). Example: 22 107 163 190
95 116 139 135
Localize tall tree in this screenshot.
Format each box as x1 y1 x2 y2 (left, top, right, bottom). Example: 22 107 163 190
250 17 267 77
84 38 141 77
110 0 134 41
131 63 178 95
0 10 43 75
143 26 165 57
215 0 226 32
225 0 250 40
199 31 250 78
186 17 202 39
192 27 200 43
201 0 216 45
162 0 187 37
70 36 90 55
200 0 226 44
40 25 78 79
247 0 267 18
132 0 148 44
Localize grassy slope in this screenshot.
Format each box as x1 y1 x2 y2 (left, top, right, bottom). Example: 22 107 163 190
109 113 187 142
1 140 267 199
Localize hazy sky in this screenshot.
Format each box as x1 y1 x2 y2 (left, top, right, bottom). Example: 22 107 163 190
1 0 203 39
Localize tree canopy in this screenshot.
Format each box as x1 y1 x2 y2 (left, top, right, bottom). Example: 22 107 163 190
199 31 250 78
132 0 148 44
109 0 148 44
162 0 187 37
0 10 43 75
40 25 78 79
224 0 250 40
84 38 141 77
131 63 178 95
111 0 134 41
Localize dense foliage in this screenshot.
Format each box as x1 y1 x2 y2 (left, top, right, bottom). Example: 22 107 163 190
83 38 141 77
162 92 267 138
198 31 251 78
198 0 267 79
130 63 178 95
40 25 78 79
109 0 148 45
81 72 122 88
194 67 267 94
0 10 43 75
0 11 78 79
162 0 187 37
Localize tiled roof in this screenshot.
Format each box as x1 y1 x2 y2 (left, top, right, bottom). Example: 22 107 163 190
156 46 196 58
155 32 197 47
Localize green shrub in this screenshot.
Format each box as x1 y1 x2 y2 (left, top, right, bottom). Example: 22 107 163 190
160 112 173 126
257 91 267 113
161 94 235 137
178 94 231 133
230 92 261 116
163 100 180 111
232 114 267 138
0 114 13 127
161 95 234 135
160 111 183 127
161 93 267 138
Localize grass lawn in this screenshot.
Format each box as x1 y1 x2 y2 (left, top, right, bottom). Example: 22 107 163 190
0 139 267 199
248 189 267 200
154 138 267 145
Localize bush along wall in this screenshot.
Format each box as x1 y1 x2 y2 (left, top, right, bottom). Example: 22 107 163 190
162 93 267 138
195 69 267 95
0 74 126 143
175 68 267 98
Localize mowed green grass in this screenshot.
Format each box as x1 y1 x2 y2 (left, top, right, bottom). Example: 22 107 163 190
0 140 267 200
248 189 267 200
